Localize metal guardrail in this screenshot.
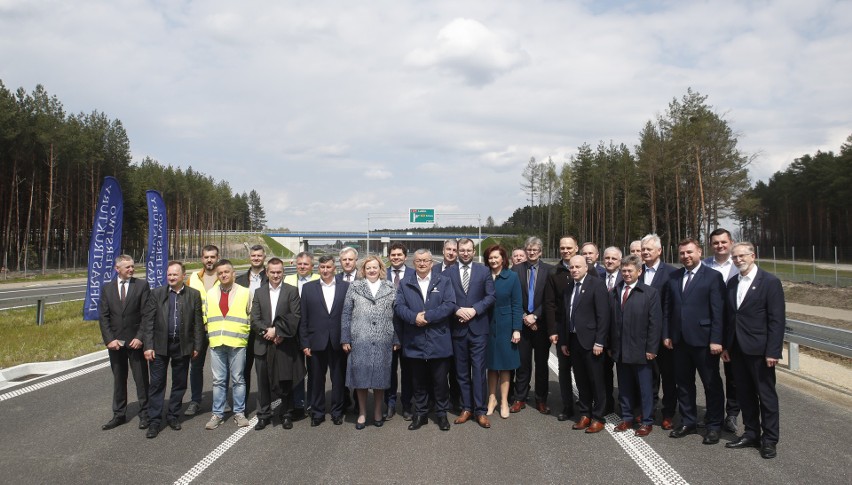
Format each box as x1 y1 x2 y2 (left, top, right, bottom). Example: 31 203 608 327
785 318 852 370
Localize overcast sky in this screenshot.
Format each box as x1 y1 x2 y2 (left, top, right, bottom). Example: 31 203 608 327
2 0 850 231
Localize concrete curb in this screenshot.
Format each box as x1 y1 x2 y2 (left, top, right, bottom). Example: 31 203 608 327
0 350 108 391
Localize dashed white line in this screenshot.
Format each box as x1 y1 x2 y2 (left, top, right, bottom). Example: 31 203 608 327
0 361 110 401
547 352 688 485
174 399 281 485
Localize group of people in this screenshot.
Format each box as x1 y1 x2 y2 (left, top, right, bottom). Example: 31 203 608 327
98 230 784 459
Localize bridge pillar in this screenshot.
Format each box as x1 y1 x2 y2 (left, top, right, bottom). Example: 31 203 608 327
299 237 307 253
381 237 390 257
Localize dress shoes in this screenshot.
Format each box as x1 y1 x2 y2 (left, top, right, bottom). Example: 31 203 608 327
557 408 573 422
167 419 182 431
145 426 159 439
572 416 591 430
374 418 384 427
535 400 551 414
661 417 674 430
476 415 491 429
669 425 697 438
585 420 605 433
355 419 366 430
138 417 150 430
760 442 777 459
703 429 720 445
386 405 395 420
102 416 127 430
635 425 653 437
614 421 633 432
437 415 451 431
454 410 473 424
408 415 428 430
281 417 293 430
331 415 343 426
311 416 325 427
509 401 526 413
254 417 271 430
724 415 738 433
725 436 761 449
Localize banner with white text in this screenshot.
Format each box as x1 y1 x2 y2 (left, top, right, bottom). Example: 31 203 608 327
145 190 169 289
83 176 124 320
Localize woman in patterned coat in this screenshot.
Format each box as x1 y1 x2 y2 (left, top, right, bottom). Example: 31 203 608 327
341 255 400 429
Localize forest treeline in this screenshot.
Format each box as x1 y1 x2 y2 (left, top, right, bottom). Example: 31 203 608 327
499 90 851 260
2 81 848 271
0 81 266 272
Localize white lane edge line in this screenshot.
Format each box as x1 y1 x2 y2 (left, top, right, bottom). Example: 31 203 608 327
174 399 282 485
547 352 689 485
0 361 110 401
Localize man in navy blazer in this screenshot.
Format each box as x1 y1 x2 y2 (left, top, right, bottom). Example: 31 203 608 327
560 255 610 433
300 255 349 426
663 238 726 445
99 254 151 431
511 236 554 414
640 233 678 429
395 249 457 431
386 242 413 420
722 242 785 459
446 239 496 428
610 255 661 437
704 228 741 433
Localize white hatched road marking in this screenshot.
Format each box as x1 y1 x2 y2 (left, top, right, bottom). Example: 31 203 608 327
547 353 688 485
0 361 110 401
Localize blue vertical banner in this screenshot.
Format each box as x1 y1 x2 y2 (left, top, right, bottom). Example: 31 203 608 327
145 190 169 289
83 176 124 320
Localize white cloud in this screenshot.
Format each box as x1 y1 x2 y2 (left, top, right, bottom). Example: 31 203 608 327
405 18 530 86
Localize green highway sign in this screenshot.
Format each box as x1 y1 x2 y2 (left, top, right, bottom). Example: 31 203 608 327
409 208 435 224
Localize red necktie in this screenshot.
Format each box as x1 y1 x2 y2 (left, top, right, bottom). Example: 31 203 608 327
219 289 230 317
621 285 630 308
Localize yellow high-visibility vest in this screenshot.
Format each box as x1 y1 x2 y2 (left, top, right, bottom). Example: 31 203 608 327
186 270 219 325
206 284 250 348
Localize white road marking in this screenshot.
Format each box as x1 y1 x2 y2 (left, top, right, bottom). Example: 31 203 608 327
547 352 688 485
0 361 110 401
174 399 281 485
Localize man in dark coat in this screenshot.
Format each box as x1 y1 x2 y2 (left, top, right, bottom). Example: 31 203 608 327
395 249 457 431
250 257 303 430
141 261 204 438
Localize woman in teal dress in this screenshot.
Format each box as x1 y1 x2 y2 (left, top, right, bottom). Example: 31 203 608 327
484 245 522 419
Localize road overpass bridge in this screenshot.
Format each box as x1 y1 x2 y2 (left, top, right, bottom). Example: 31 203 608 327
266 232 513 257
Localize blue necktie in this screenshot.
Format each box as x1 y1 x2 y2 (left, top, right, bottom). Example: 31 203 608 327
527 265 536 313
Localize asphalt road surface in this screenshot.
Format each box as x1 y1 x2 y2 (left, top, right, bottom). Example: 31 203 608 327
1 351 850 485
0 281 86 310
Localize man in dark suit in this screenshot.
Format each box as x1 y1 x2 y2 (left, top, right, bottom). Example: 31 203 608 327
386 242 412 420
447 238 496 428
581 242 607 278
600 246 623 414
640 233 677 429
723 242 785 459
335 247 359 283
250 257 303 430
141 261 204 438
544 235 582 421
235 244 268 409
395 249 457 431
704 228 740 433
99 254 151 431
559 255 610 433
431 239 462 411
510 236 553 414
663 238 726 445
300 255 348 426
610 254 661 437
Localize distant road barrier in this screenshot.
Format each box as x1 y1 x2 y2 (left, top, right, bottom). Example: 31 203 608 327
785 319 852 370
